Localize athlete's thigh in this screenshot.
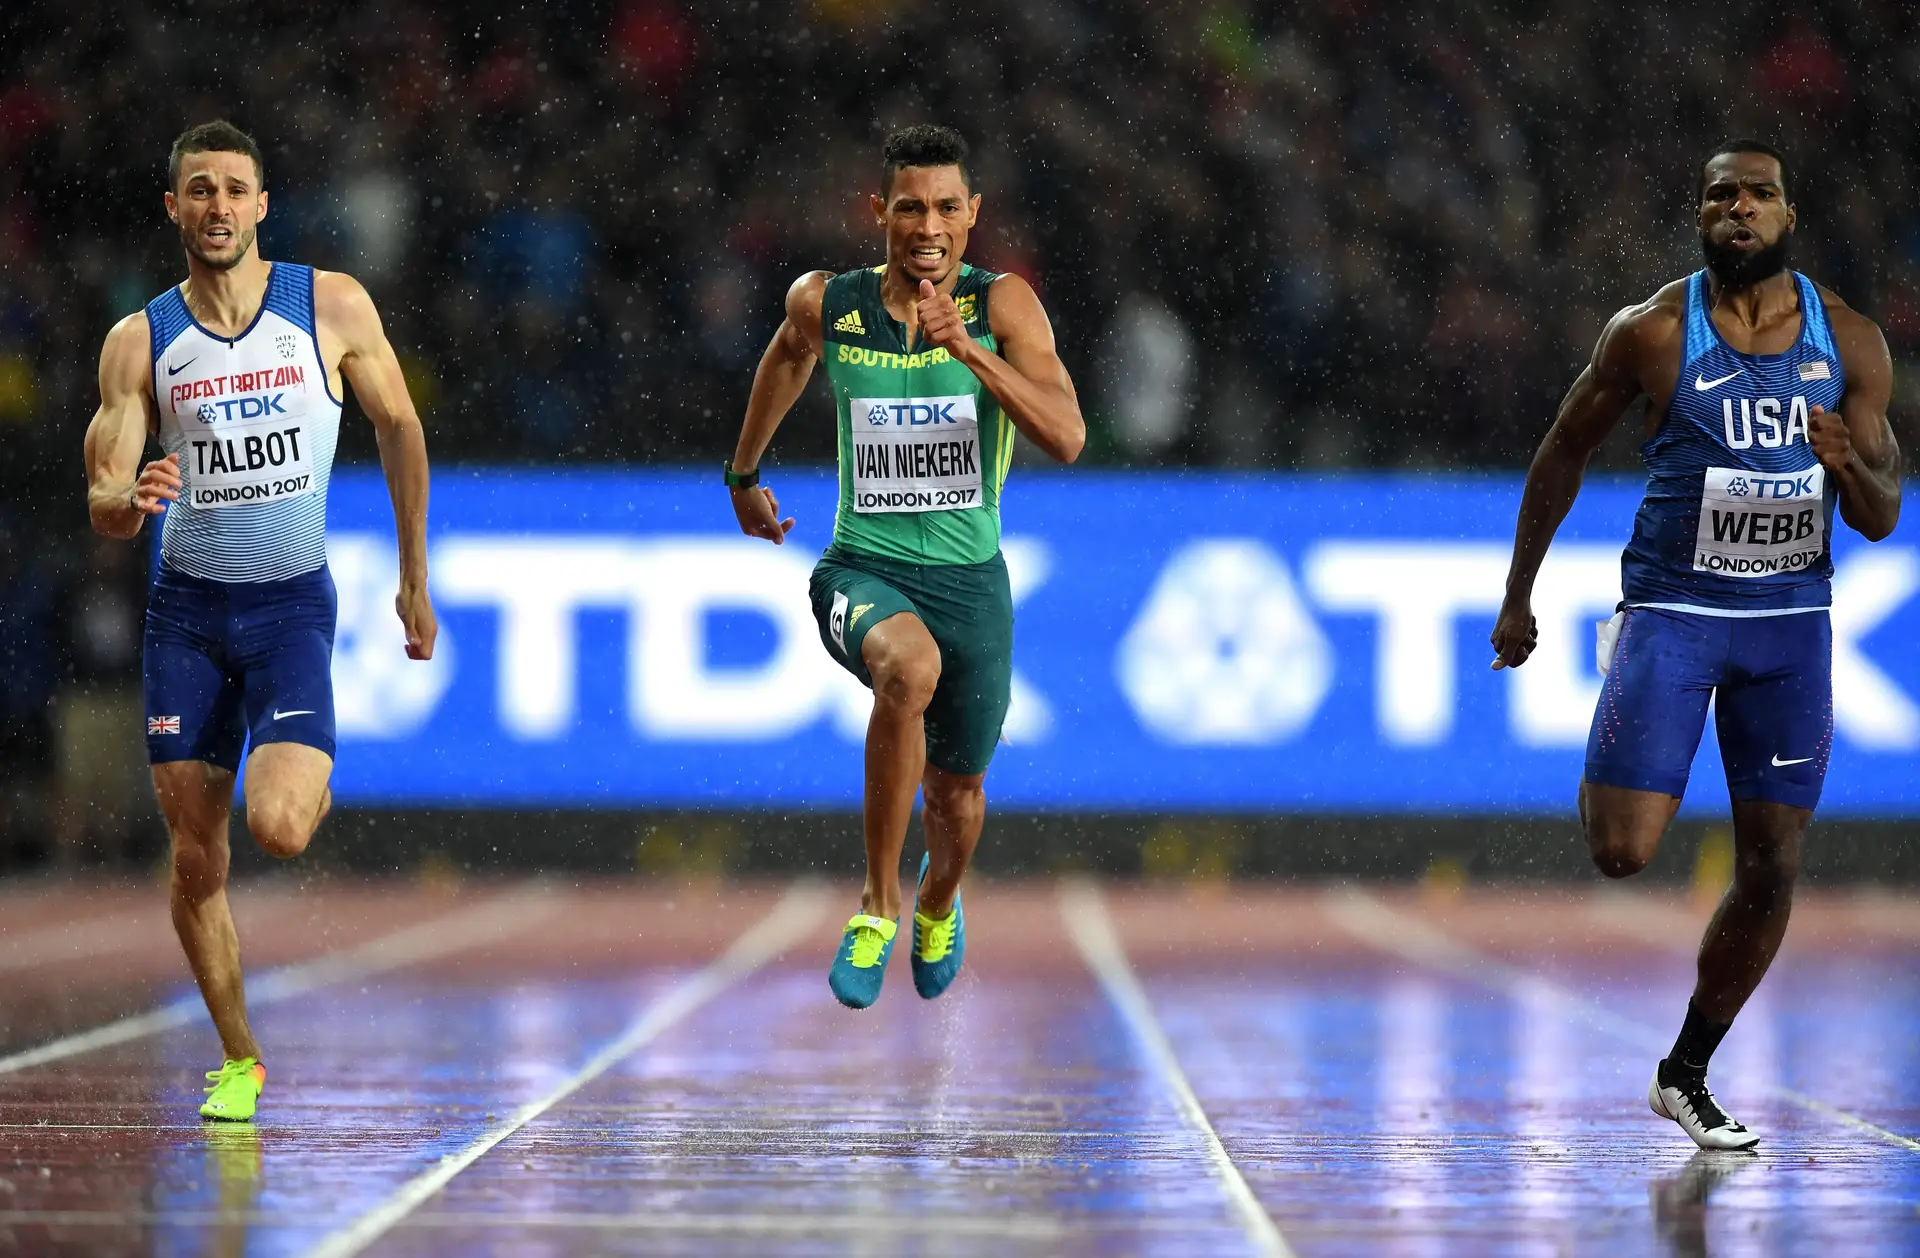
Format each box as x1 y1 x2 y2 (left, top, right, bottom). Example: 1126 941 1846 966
809 554 919 687
235 569 339 761
1584 607 1722 801
1716 612 1832 810
243 741 334 820
144 581 247 771
150 759 237 845
919 559 1014 777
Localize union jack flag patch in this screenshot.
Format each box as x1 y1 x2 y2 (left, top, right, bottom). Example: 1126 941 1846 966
1799 360 1831 381
148 716 181 735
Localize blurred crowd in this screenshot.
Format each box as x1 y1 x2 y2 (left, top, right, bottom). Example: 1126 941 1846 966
1 0 1918 863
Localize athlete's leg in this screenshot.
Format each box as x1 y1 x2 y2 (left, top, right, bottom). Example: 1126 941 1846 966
154 759 260 1063
1676 611 1830 1045
1581 608 1718 878
1580 782 1682 877
234 568 338 859
919 763 985 919
858 612 940 921
242 743 333 859
1691 799 1807 1022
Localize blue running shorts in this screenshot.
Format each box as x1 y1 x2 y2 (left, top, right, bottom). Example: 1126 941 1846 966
143 565 338 770
1585 607 1832 810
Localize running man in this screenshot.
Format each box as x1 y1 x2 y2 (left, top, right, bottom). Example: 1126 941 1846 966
84 121 436 1119
728 125 1084 1008
1491 140 1901 1149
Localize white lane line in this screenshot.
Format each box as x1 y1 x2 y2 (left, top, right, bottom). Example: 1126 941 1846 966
0 1209 1209 1237
1323 888 1920 1154
302 883 831 1258
1059 880 1294 1258
0 887 557 1075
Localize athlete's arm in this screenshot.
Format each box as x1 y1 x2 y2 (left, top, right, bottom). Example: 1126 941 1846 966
316 271 437 661
1817 304 1901 541
1491 304 1657 668
922 275 1084 463
84 312 175 540
729 271 828 545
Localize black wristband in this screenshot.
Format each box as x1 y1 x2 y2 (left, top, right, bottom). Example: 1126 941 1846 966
724 460 759 489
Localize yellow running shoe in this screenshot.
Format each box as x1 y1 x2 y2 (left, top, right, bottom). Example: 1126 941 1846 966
200 1057 266 1122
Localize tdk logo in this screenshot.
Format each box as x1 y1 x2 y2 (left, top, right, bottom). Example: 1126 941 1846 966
1735 473 1818 500
195 394 289 424
866 401 962 427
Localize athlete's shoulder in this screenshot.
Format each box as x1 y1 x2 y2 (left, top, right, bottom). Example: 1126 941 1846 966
1810 279 1886 348
312 268 375 320
1807 280 1892 390
99 310 153 391
783 269 832 340
1599 278 1688 359
981 270 1045 332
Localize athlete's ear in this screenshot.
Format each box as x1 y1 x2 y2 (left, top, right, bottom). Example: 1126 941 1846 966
871 192 887 225
256 189 269 223
164 190 178 224
966 193 980 228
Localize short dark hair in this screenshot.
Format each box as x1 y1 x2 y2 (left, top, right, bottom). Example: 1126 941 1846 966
168 120 265 192
1699 138 1791 204
881 125 970 197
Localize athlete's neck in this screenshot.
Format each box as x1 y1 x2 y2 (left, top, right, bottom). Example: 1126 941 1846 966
880 263 958 310
182 253 273 339
1705 267 1796 331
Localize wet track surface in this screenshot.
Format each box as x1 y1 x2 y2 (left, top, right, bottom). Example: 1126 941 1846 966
0 879 1916 1256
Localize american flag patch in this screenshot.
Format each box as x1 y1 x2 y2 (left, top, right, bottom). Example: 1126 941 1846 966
148 716 181 735
1799 360 1831 381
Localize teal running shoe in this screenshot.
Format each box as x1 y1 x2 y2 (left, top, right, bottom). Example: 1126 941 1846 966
911 852 966 1000
828 913 898 1009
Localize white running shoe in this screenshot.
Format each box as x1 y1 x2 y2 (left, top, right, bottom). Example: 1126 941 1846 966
1648 1062 1760 1151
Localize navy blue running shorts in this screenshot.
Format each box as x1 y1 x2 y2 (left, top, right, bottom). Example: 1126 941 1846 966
143 565 338 770
1585 607 1832 811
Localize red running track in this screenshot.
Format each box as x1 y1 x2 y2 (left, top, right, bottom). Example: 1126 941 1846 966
0 877 1916 1256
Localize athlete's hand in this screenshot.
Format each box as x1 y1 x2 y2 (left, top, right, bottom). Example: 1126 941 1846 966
131 454 182 514
1809 405 1853 474
916 279 970 355
731 483 796 545
1489 596 1539 670
396 582 437 660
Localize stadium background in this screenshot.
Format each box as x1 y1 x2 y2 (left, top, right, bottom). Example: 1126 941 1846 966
3 0 1918 880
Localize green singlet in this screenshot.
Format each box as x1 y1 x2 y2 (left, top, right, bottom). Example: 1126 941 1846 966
807 262 1017 776
820 263 1013 566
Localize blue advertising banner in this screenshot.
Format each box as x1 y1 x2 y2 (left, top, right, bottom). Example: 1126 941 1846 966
320 469 1920 815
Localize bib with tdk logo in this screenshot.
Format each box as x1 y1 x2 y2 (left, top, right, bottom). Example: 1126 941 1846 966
147 262 342 583
821 264 1012 566
1621 270 1843 613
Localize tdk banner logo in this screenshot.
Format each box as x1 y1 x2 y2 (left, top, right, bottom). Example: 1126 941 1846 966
860 395 975 428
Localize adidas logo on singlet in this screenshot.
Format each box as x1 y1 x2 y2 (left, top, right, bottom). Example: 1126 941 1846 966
833 310 866 336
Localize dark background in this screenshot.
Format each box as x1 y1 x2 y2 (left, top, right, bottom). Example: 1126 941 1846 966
2 0 1916 869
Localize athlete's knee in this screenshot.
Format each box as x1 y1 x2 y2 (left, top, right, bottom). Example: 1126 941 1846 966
170 829 230 899
869 641 940 713
924 772 985 826
246 797 315 860
1585 816 1659 879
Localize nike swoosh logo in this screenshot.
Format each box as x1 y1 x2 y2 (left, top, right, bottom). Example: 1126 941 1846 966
272 709 316 721
167 358 197 376
1694 369 1742 391
1771 754 1814 767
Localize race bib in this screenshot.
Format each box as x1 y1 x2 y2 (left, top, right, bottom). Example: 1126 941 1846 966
1692 465 1826 578
178 395 317 511
849 394 983 514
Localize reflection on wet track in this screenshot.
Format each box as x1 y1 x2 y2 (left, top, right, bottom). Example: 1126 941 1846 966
0 881 1915 1256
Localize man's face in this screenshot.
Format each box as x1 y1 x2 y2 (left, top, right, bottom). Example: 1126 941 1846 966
1698 151 1794 286
166 151 267 272
873 164 978 287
